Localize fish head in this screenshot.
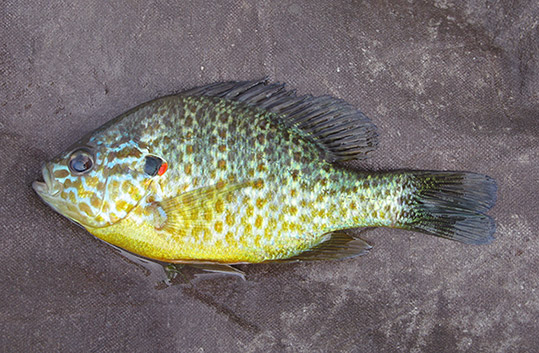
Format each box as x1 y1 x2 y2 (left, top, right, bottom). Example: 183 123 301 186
33 134 167 229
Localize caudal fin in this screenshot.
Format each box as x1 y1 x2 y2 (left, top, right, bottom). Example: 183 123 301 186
400 172 497 245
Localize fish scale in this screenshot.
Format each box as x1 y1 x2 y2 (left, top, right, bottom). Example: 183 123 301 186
33 80 497 270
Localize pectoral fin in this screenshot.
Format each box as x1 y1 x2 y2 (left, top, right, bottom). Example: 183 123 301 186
156 180 255 236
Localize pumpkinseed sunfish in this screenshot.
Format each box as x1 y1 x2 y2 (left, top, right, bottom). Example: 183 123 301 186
33 80 497 273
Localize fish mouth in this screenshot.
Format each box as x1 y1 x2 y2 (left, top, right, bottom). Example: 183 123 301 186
32 164 82 225
32 164 61 197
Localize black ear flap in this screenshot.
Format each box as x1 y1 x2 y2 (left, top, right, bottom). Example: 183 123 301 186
144 155 164 176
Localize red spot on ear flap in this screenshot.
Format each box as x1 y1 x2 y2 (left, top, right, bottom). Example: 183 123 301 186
157 162 168 176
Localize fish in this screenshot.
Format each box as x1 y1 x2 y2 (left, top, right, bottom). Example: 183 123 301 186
33 79 497 273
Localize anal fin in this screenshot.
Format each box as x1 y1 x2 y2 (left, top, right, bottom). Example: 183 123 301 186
271 231 372 262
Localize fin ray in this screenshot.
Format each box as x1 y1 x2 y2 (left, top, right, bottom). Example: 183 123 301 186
400 171 497 244
157 180 255 236
268 231 372 262
181 79 378 161
188 263 246 280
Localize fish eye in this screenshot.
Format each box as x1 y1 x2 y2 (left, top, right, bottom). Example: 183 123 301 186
144 155 168 177
68 149 94 174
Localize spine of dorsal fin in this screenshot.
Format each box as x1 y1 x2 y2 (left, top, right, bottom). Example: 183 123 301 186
180 79 379 162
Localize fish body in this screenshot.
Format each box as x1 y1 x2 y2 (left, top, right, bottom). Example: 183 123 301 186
33 80 497 265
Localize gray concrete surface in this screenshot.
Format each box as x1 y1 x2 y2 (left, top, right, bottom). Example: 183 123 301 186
1 0 538 352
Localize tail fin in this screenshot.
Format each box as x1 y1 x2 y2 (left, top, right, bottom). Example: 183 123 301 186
400 172 497 245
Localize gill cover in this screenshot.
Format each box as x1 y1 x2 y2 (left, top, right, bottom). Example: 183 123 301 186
34 138 166 229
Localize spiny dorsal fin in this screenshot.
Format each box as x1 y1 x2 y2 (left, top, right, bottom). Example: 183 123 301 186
181 79 379 161
267 231 372 263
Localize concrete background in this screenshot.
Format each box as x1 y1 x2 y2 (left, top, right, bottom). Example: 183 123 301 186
1 0 537 352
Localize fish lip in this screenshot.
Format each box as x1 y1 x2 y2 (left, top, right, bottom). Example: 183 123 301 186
32 180 48 194
33 164 61 197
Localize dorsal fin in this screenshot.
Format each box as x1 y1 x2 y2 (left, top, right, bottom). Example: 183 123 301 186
266 231 372 263
181 79 379 161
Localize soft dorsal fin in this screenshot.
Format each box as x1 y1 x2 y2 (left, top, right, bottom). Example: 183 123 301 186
267 231 372 263
181 79 379 161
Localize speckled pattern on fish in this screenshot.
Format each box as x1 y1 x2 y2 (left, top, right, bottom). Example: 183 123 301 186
33 80 497 265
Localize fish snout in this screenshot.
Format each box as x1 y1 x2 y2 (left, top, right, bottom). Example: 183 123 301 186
33 164 62 197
